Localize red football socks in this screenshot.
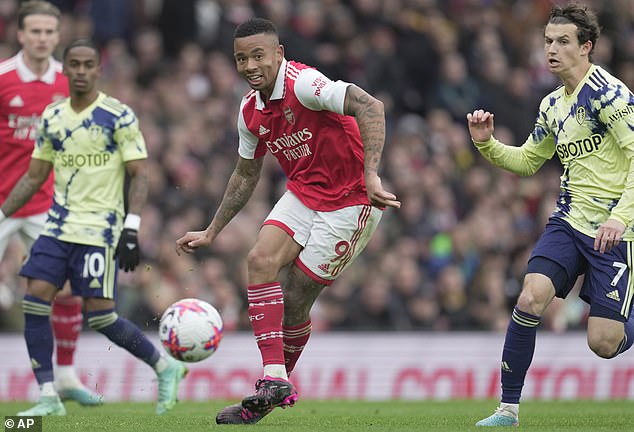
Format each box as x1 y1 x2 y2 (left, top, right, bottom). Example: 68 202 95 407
283 320 312 375
51 295 83 366
247 282 285 366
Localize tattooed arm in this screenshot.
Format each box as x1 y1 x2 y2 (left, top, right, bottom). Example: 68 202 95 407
207 156 263 237
0 158 52 218
176 156 263 254
344 85 400 209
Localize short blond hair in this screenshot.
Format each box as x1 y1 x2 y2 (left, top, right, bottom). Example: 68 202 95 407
18 1 61 29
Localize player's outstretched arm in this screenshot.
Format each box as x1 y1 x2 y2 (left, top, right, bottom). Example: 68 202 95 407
176 156 263 255
0 158 52 220
466 109 495 143
467 108 551 176
343 85 400 209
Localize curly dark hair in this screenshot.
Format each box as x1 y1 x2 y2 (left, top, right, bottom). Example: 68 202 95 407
548 2 601 61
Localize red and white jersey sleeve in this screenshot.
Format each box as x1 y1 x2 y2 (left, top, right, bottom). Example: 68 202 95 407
237 60 369 211
0 52 68 217
293 68 349 114
237 96 258 155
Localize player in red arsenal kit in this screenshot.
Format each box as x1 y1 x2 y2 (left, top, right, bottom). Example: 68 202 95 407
176 18 400 424
0 1 101 406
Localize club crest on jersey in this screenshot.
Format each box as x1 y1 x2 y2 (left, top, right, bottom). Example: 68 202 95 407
52 93 65 102
575 106 586 125
89 124 102 141
283 106 295 125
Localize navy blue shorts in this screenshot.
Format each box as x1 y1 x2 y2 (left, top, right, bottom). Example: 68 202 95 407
528 217 633 321
20 235 118 299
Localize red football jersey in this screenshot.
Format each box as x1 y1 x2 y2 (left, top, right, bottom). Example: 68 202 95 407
0 52 68 217
238 60 369 212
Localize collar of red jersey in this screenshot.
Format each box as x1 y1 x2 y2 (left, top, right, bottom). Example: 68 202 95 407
255 58 287 110
16 50 59 84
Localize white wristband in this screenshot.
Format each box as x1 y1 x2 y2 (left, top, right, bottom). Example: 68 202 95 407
0 209 6 223
123 213 141 230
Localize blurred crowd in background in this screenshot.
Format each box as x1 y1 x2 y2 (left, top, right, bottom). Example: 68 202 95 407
0 0 632 333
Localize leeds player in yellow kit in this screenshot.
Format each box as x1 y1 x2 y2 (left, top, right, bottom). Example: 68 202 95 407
0 40 187 416
467 3 634 427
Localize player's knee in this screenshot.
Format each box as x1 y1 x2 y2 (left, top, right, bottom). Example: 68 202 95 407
587 328 622 359
515 291 546 316
588 338 619 358
587 311 626 358
25 281 58 303
247 248 278 275
516 275 554 316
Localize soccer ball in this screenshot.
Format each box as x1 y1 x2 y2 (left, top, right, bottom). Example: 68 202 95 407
159 298 224 362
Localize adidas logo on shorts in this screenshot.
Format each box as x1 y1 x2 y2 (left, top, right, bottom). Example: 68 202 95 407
606 290 621 302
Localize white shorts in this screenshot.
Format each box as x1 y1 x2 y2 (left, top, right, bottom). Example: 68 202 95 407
263 191 382 285
0 212 47 258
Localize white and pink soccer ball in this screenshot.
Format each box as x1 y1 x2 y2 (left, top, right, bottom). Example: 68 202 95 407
159 298 224 362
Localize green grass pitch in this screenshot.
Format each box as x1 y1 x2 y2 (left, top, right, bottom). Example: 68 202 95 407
1 400 633 431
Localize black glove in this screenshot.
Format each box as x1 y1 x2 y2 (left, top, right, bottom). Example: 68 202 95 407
115 228 140 272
